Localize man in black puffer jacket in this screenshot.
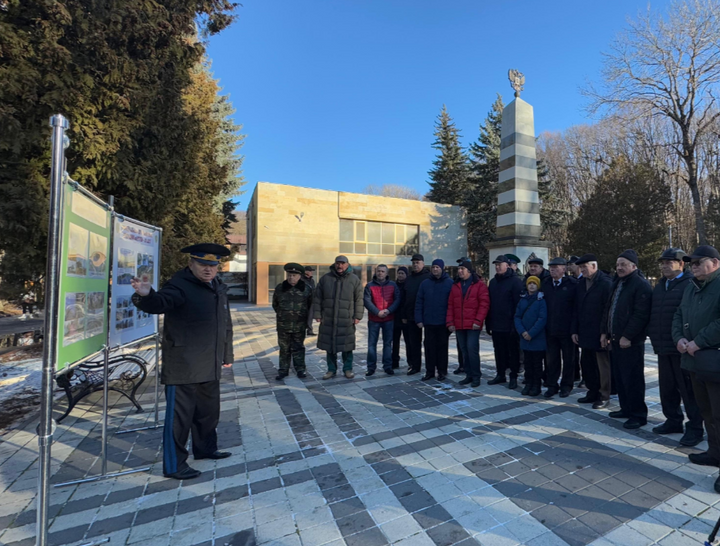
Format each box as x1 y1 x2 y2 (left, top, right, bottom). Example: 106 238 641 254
602 249 652 430
132 243 234 481
403 254 432 375
487 255 524 388
648 248 703 446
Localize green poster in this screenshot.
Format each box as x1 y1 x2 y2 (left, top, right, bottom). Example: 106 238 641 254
56 183 111 371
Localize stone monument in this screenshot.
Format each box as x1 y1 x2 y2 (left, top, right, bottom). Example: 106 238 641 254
485 69 551 272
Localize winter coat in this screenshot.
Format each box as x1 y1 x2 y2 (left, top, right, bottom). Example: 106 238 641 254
415 272 454 326
313 265 364 352
487 268 524 333
394 280 406 325
542 276 577 337
524 268 551 285
272 279 313 332
364 277 400 323
446 274 490 331
403 267 432 323
514 292 548 351
132 268 233 385
602 269 652 346
672 268 720 373
303 275 316 290
649 271 693 355
572 270 613 350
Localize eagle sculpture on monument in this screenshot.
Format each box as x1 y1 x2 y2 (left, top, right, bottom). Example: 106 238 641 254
508 69 525 98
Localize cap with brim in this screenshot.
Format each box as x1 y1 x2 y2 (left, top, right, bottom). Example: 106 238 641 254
411 254 425 262
182 243 230 265
492 255 509 264
304 266 315 271
575 253 597 265
528 257 544 266
284 263 304 275
683 245 720 262
505 254 520 264
658 248 686 262
548 257 568 266
568 255 580 265
334 255 349 263
456 257 469 264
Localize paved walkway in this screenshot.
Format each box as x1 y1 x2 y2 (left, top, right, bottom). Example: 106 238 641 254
0 303 718 546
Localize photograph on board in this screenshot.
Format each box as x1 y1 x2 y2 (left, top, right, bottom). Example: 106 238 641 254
88 233 108 278
85 291 105 338
66 223 89 277
136 253 154 282
117 248 135 284
136 308 153 328
114 295 135 331
63 292 86 346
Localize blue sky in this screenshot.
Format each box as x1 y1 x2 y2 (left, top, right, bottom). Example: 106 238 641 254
206 0 673 210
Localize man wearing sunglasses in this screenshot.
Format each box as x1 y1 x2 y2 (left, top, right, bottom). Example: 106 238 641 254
673 245 720 494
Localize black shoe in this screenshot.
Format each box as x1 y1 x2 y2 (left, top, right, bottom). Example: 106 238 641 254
487 376 506 385
459 377 473 385
577 395 597 404
528 387 541 397
421 374 434 381
652 422 684 435
470 379 480 388
297 371 307 379
544 388 558 399
196 451 231 460
437 373 447 381
623 419 647 430
407 369 420 376
592 400 610 409
559 388 572 398
521 385 531 396
275 373 288 381
453 367 465 375
679 431 704 447
366 369 375 376
384 368 394 375
508 378 518 390
164 467 201 480
609 410 629 419
392 363 399 369
688 452 720 467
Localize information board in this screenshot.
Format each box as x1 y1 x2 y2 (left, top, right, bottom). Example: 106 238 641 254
57 184 111 371
109 217 160 347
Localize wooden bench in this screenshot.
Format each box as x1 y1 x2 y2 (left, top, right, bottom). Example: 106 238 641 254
54 352 148 422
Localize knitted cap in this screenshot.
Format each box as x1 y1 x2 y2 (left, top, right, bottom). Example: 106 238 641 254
526 276 541 287
432 259 445 269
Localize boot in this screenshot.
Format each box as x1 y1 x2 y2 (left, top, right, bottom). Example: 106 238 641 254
275 371 288 381
322 371 336 380
344 370 355 379
521 385 531 396
508 377 518 390
528 385 541 397
487 376 506 385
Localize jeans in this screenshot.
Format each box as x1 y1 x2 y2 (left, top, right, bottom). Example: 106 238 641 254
392 319 405 368
367 321 393 372
456 329 481 381
327 351 353 372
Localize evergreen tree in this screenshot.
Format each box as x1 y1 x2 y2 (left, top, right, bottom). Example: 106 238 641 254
465 94 503 271
426 105 470 205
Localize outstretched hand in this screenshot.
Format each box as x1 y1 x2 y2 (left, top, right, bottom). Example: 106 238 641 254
130 275 152 297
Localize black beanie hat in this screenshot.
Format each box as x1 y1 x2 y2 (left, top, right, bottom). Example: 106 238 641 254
618 249 638 266
398 266 409 275
459 260 474 272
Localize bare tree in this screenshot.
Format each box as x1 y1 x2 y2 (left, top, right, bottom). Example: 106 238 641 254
585 0 720 244
363 184 422 201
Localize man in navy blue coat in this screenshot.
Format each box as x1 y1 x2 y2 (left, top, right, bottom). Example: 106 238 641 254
415 259 454 380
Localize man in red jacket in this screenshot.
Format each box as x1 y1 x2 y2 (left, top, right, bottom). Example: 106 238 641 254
363 265 401 376
447 260 490 388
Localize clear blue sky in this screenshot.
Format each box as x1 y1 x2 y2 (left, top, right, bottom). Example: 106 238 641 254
206 0 673 210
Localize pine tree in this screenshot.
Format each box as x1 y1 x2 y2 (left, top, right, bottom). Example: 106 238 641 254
426 105 470 205
464 94 503 271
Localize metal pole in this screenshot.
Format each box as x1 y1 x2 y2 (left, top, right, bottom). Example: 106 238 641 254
100 196 114 476
36 114 68 546
154 332 160 426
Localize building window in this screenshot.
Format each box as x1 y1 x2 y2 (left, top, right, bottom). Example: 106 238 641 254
339 219 419 256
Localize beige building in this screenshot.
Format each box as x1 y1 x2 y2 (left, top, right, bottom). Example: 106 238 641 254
247 182 468 305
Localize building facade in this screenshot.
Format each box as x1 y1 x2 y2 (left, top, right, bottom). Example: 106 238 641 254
247 182 467 305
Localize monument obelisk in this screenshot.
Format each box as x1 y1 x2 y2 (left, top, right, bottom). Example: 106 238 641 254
486 69 550 272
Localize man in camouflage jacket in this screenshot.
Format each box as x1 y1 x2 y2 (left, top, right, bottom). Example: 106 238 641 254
272 263 313 380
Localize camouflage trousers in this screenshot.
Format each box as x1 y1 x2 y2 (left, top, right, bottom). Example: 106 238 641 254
278 329 307 374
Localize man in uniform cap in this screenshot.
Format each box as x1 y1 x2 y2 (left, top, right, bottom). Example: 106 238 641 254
303 266 317 336
132 243 234 480
505 254 521 274
272 263 313 381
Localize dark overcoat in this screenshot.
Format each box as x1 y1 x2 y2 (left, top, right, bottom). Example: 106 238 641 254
133 268 234 385
648 271 693 355
571 270 613 351
313 266 364 352
487 268 523 333
602 269 652 346
542 276 577 337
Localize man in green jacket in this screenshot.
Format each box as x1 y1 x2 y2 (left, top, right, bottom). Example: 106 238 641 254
314 255 364 379
672 245 720 494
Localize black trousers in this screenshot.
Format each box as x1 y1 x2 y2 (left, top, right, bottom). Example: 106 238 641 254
405 321 423 372
424 325 449 376
546 334 575 390
691 373 720 460
524 350 545 388
392 320 405 368
610 342 648 421
491 331 520 378
658 354 703 432
163 380 220 475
